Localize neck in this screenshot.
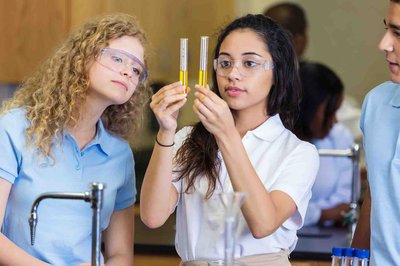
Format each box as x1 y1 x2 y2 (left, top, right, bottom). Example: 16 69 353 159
234 110 269 138
67 102 104 150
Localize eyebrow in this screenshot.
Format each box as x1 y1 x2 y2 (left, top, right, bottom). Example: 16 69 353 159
384 19 400 31
218 52 263 57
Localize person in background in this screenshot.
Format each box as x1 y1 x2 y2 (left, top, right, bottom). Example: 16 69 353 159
264 2 362 141
264 2 308 60
140 14 318 265
352 0 400 264
294 62 353 227
0 13 151 266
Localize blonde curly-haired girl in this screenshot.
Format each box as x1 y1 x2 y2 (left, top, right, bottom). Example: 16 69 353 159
0 13 151 265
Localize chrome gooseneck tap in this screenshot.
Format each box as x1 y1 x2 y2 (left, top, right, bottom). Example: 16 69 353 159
29 182 105 266
318 143 361 244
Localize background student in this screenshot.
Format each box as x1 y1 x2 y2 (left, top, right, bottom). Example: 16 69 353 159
294 62 353 227
264 2 361 141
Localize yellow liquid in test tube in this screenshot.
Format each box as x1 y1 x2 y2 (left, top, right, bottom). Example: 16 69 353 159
198 70 207 88
180 70 188 93
180 38 189 94
199 36 209 88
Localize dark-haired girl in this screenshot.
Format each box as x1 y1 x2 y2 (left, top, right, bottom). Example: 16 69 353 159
141 14 318 265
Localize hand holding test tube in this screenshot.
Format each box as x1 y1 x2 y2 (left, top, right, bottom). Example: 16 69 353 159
199 36 209 88
180 38 189 94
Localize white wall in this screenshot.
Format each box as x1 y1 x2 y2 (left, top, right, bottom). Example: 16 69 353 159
235 0 389 104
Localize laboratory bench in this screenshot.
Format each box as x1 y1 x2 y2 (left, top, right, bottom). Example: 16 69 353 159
134 211 349 263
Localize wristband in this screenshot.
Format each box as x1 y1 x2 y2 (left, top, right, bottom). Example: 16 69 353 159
155 136 174 147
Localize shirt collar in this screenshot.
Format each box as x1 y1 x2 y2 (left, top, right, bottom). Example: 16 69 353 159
390 83 400 107
89 119 111 156
247 114 285 142
65 119 111 156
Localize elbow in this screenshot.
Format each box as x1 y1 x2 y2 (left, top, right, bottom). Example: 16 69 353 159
251 228 274 239
140 213 166 229
249 223 278 239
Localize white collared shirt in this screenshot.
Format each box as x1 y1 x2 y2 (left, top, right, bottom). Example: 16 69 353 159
172 114 319 262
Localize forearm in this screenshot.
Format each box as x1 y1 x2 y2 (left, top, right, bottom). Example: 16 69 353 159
0 234 51 266
351 186 371 249
140 130 177 228
319 203 349 223
216 133 291 238
102 207 134 266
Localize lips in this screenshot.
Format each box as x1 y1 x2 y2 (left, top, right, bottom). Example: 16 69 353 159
225 86 245 97
111 80 128 91
386 57 399 65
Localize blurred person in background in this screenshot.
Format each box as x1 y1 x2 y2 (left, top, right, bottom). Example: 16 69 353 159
264 2 362 141
294 62 353 227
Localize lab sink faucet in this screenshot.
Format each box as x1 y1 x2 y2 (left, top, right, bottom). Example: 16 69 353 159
318 143 361 244
29 182 105 266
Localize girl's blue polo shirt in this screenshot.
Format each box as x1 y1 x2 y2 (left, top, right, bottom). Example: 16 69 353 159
0 108 136 265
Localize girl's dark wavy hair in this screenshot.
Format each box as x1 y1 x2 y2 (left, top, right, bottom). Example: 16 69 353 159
174 14 301 198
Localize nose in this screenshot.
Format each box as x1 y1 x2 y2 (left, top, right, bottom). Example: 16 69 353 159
379 30 394 52
120 64 133 78
227 62 243 81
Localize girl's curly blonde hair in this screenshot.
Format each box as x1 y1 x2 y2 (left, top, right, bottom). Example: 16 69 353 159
1 13 152 157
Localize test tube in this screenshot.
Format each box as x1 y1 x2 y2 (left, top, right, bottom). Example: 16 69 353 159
198 36 209 88
180 38 189 94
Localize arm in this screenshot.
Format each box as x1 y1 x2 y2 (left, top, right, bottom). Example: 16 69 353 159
0 178 51 266
320 203 349 223
193 86 316 238
216 131 297 238
102 206 134 266
140 82 186 228
304 200 349 226
351 185 371 249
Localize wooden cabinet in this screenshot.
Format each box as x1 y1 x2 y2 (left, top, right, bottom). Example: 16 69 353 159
0 0 68 83
0 0 234 84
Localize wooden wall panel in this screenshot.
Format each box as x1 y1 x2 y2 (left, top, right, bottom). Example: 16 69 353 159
69 0 235 84
0 0 69 82
0 0 235 84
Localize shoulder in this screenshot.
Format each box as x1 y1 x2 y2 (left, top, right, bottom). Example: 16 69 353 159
0 108 29 134
0 107 27 124
292 138 319 160
101 131 133 159
280 128 319 163
364 81 399 105
361 81 400 128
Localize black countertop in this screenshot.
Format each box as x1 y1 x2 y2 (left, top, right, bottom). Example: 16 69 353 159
134 214 350 260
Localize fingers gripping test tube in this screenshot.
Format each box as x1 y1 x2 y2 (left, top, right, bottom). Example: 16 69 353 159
199 36 209 88
180 38 189 94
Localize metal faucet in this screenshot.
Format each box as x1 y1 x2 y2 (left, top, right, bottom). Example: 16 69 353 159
318 143 361 244
29 182 105 266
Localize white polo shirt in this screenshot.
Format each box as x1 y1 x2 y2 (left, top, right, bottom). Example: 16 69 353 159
172 114 319 262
